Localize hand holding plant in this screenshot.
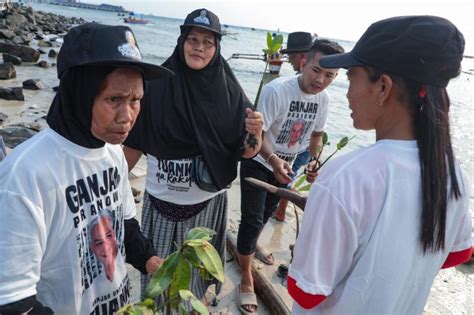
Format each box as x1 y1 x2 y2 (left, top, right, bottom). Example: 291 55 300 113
292 132 355 192
117 227 224 315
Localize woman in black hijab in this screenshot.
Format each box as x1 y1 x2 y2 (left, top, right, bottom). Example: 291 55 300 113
123 8 263 302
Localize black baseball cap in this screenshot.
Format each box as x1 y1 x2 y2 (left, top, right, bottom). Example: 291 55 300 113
319 16 465 87
180 8 222 39
280 32 312 54
57 23 174 79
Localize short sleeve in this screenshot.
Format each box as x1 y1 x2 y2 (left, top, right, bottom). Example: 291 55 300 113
450 200 472 252
289 182 358 296
312 93 329 133
0 191 43 305
450 171 473 252
258 84 280 132
120 154 136 220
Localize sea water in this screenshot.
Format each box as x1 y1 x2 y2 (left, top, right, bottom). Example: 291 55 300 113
23 3 474 223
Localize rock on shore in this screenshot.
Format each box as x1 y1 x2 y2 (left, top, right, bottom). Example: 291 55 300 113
0 3 86 142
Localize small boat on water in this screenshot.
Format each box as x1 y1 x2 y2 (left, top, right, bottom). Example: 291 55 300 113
123 16 150 24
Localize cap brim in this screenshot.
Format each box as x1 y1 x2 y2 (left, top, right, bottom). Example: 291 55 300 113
280 48 308 54
319 52 365 69
84 60 174 80
180 24 221 37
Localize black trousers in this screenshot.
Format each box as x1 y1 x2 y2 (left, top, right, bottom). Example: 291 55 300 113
237 159 285 255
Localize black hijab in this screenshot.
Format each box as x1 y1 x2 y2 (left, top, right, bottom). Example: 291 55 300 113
47 67 114 148
124 27 252 190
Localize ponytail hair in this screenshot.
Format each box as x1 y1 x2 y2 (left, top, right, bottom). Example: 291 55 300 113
415 84 461 253
367 64 462 253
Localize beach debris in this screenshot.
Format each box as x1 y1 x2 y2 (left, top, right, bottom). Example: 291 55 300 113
37 60 49 68
48 49 56 58
2 53 21 65
0 42 40 62
0 61 16 79
0 112 8 125
0 86 23 101
0 123 38 148
38 39 53 47
23 79 45 90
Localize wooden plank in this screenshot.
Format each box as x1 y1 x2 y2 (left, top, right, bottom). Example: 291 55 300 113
226 232 291 315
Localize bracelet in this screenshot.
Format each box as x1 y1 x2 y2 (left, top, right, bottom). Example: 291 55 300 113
266 153 277 164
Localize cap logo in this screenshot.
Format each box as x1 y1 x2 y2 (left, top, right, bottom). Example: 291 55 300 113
117 30 142 61
194 10 210 25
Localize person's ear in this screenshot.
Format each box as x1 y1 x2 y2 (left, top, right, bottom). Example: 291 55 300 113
300 58 307 71
376 74 393 106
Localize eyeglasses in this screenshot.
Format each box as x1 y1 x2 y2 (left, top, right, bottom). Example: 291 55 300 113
185 36 216 50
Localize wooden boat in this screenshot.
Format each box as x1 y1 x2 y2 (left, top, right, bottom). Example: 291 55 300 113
123 16 150 24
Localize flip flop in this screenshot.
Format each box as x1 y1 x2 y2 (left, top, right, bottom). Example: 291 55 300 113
236 284 258 314
255 247 275 265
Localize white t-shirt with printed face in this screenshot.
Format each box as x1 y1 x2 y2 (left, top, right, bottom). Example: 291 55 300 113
0 128 135 314
253 75 329 170
145 155 223 205
289 140 472 314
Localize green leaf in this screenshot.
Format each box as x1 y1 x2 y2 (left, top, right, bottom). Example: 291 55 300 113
270 34 283 53
299 183 312 192
138 298 155 310
179 290 209 315
185 227 215 241
183 247 203 268
262 48 271 54
193 242 225 282
322 132 328 145
199 268 214 281
292 173 307 190
266 32 272 50
145 251 180 298
184 239 206 247
169 257 192 309
178 305 188 315
337 136 349 150
116 305 153 315
116 304 133 315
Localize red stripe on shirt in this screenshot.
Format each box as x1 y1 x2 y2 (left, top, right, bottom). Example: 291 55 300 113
442 247 473 269
287 275 326 310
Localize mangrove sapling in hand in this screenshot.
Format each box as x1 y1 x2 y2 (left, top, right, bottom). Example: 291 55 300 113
117 227 224 315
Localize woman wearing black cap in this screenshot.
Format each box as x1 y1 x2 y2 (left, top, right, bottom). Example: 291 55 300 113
288 16 472 314
123 8 263 304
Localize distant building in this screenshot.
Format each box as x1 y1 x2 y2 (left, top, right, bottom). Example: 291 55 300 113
49 0 129 13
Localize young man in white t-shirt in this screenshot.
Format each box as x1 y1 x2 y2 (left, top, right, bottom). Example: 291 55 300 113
0 23 172 314
236 39 344 314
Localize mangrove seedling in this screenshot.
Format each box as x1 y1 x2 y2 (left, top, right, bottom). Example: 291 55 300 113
117 227 224 315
